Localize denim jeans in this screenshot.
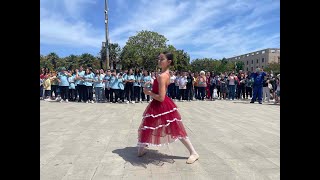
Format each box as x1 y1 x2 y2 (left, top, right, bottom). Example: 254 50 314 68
94 87 103 101
228 85 236 100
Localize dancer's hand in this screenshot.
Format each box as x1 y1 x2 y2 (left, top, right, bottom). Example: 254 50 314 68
143 82 152 95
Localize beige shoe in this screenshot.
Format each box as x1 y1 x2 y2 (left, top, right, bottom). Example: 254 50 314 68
138 150 146 157
138 147 147 157
186 154 199 164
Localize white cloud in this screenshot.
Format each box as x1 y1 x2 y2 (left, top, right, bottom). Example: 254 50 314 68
40 0 102 48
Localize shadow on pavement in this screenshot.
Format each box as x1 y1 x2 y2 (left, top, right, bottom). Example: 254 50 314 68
112 147 187 169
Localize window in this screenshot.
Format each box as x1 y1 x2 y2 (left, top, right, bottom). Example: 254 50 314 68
251 67 253 71
247 61 248 65
262 50 265 54
247 67 248 71
256 66 258 68
262 58 264 63
252 60 253 64
256 59 259 63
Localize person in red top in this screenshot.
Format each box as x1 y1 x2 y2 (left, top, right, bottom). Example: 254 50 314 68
138 51 199 164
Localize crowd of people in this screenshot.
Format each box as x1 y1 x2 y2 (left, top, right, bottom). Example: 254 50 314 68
40 66 280 104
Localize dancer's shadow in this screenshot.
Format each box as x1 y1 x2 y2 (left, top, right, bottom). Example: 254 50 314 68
112 147 187 169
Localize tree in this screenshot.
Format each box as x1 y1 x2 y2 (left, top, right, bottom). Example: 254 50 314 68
65 54 79 70
109 43 121 70
99 46 106 68
40 54 54 71
264 62 280 74
120 30 168 70
46 52 59 70
173 49 191 71
235 61 245 72
190 58 215 72
79 53 98 69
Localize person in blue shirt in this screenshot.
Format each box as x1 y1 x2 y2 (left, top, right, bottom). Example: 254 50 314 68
118 73 125 103
141 70 152 102
83 68 94 103
109 69 120 103
125 69 135 103
57 67 71 102
76 66 86 102
133 68 142 103
93 69 104 103
103 69 111 102
250 68 267 104
68 70 76 101
122 69 128 100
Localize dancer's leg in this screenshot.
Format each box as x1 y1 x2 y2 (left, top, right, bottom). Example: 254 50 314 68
180 138 199 164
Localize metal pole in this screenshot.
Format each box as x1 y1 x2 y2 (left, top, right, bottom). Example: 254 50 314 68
105 0 110 70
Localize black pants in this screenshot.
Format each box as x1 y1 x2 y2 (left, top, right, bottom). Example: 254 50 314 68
59 86 69 101
175 86 180 100
110 88 119 102
168 83 175 99
45 90 51 97
246 87 252 98
83 86 88 102
198 87 205 100
134 86 141 102
237 85 246 99
216 86 221 97
78 85 86 102
179 89 187 100
125 83 134 101
119 89 125 102
51 85 58 98
141 91 150 101
86 86 93 101
194 86 198 99
186 86 193 100
69 89 76 101
105 88 111 101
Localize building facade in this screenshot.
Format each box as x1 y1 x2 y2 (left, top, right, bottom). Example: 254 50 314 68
227 48 280 72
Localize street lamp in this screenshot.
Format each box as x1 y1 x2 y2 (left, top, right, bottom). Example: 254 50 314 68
104 0 110 70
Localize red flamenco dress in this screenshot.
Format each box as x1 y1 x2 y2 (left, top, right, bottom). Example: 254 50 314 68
137 78 188 147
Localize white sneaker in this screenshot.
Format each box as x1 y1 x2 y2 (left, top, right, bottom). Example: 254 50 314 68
60 100 64 103
86 101 89 103
126 101 129 104
65 99 69 103
91 100 94 103
131 101 135 104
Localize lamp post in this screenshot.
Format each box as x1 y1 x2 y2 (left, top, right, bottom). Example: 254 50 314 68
104 0 110 70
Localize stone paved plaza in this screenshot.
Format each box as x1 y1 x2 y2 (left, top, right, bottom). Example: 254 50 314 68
40 100 280 180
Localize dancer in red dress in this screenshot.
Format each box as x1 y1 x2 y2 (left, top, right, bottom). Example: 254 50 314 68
137 51 199 164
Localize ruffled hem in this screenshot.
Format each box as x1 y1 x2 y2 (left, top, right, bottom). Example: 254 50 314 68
140 118 182 130
137 136 189 147
143 107 178 118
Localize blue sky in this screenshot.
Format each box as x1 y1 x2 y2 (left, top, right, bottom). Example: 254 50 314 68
40 0 280 60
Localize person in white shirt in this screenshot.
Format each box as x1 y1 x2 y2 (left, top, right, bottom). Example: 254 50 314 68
168 71 176 99
174 72 181 101
178 72 188 101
